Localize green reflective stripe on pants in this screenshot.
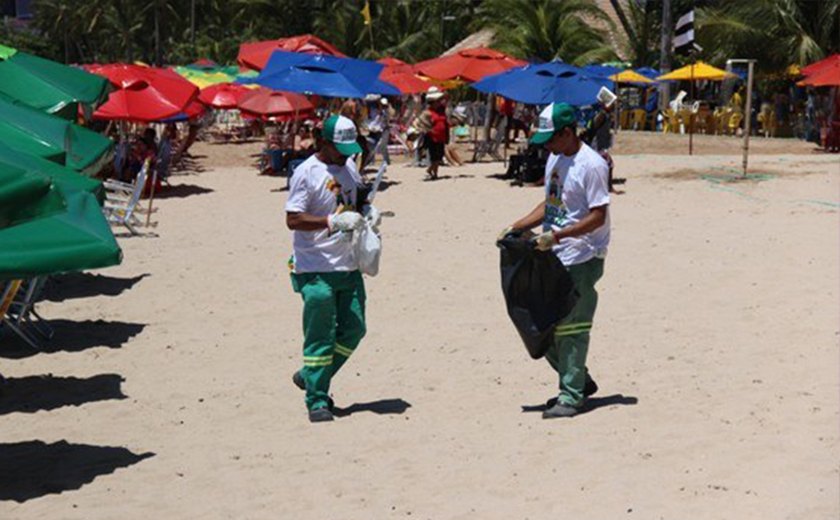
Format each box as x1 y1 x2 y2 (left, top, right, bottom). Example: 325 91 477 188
292 271 366 411
334 344 355 357
555 322 593 336
545 257 604 407
555 322 592 331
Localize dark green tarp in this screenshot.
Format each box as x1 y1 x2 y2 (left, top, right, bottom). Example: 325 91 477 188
0 163 121 280
0 49 110 116
0 95 114 175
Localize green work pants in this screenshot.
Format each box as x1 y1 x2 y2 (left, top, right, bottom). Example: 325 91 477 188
545 257 604 407
291 271 366 411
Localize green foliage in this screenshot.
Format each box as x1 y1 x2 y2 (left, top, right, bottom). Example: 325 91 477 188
472 0 617 64
698 0 840 71
7 0 836 72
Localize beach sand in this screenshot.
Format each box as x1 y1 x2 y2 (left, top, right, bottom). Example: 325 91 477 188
1 132 838 519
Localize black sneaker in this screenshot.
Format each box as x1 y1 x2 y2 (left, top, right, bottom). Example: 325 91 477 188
292 371 305 391
308 407 334 423
545 375 599 408
542 402 580 419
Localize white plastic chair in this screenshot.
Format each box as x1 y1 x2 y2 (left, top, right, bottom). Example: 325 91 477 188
103 159 149 236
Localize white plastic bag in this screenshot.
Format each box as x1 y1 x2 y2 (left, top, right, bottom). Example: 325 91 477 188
354 207 382 276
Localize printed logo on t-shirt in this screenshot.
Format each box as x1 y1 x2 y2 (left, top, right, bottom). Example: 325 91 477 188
544 169 567 229
325 178 355 213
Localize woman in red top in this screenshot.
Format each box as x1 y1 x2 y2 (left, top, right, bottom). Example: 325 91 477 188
425 89 450 180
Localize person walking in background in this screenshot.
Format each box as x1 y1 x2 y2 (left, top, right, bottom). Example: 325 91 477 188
424 87 449 180
285 114 369 423
503 102 611 419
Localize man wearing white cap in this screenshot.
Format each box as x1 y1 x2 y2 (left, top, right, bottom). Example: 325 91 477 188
286 114 368 423
503 102 611 419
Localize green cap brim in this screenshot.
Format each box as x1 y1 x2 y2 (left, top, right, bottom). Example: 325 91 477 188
335 141 363 156
529 130 553 145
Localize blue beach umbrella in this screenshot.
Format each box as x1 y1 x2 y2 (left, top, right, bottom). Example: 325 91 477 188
245 51 398 98
472 60 609 106
581 64 623 79
635 67 661 80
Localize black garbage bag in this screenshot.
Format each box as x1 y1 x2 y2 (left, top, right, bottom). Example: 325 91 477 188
497 231 578 359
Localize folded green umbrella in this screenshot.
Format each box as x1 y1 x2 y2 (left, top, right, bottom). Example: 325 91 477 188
0 163 121 280
0 95 114 175
0 47 110 116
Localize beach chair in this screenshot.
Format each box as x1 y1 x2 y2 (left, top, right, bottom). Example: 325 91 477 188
0 280 40 350
4 277 53 349
156 138 173 183
630 109 647 130
103 159 149 236
715 109 732 135
473 117 507 162
727 112 744 136
757 106 776 137
661 109 680 133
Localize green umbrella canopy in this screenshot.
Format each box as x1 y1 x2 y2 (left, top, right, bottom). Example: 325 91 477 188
0 164 121 280
0 49 110 115
0 95 114 175
0 141 104 202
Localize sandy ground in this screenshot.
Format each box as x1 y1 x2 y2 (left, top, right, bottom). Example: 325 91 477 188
1 132 838 519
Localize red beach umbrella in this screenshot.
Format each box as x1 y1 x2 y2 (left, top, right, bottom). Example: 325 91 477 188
237 34 346 71
376 57 432 95
415 47 526 83
199 82 251 109
798 61 840 87
237 88 314 120
183 99 207 119
93 79 191 122
90 63 198 121
800 54 840 78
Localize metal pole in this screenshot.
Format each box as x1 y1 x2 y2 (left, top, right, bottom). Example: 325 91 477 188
658 0 672 112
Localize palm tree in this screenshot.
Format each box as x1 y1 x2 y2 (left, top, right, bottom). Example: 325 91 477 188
472 0 618 64
699 0 840 71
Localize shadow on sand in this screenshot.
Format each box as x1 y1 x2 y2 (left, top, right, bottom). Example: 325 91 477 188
154 184 214 199
0 320 146 359
0 440 153 502
44 273 149 302
334 398 411 417
0 374 126 415
521 394 638 415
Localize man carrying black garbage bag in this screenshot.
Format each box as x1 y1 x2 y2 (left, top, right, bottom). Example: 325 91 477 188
501 102 611 419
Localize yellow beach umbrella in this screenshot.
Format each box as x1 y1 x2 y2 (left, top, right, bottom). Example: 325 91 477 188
609 69 654 84
657 61 734 81
173 67 235 88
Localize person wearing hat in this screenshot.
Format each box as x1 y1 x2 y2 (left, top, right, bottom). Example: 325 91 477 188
285 114 369 423
424 86 449 180
502 102 611 419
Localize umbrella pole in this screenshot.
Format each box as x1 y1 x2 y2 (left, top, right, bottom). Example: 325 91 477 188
689 60 694 156
146 165 158 228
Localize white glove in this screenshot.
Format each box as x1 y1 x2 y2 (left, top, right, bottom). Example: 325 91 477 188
364 205 382 231
532 230 557 251
328 212 364 234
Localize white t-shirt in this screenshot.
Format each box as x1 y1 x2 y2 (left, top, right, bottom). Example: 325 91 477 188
285 155 363 273
543 143 611 266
